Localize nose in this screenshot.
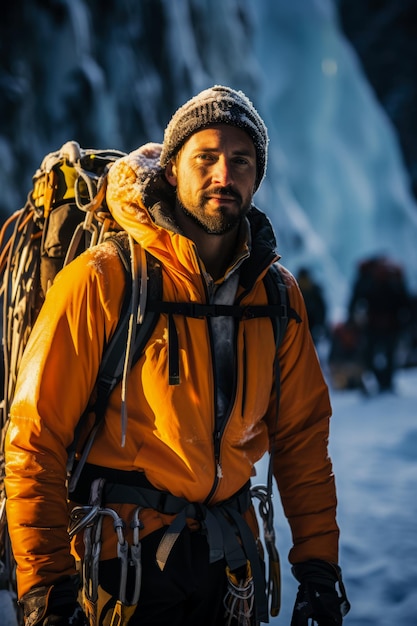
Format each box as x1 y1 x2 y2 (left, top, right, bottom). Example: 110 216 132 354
212 156 233 186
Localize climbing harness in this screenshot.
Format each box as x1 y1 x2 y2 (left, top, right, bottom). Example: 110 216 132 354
68 472 280 625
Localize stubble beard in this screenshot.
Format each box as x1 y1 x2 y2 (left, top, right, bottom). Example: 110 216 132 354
176 188 251 235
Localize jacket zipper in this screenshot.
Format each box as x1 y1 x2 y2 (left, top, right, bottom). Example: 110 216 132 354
208 282 260 501
188 245 221 497
188 240 250 504
205 318 239 504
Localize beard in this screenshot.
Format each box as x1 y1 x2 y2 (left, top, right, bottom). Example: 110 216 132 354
176 186 251 235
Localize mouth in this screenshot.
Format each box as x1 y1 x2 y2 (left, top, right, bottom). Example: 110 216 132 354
208 195 236 204
205 188 241 205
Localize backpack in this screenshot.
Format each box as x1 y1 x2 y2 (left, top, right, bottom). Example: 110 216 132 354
0 140 297 622
0 140 126 624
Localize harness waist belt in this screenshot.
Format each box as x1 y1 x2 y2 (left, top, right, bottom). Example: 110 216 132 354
103 481 252 516
70 463 268 622
70 462 251 515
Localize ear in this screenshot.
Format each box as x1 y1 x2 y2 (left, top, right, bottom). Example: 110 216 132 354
165 160 178 187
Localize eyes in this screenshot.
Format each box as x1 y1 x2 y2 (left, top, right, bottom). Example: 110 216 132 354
195 152 253 167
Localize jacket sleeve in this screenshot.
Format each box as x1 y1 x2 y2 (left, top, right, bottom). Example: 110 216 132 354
4 243 126 598
268 266 339 565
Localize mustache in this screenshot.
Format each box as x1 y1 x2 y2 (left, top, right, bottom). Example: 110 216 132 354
203 186 242 202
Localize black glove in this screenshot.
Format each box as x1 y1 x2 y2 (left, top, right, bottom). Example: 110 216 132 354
290 560 350 626
20 575 88 626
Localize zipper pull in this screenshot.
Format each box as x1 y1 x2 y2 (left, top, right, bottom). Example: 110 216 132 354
214 431 223 478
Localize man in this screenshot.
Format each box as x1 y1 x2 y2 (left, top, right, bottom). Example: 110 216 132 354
5 86 349 625
348 255 412 393
296 267 327 346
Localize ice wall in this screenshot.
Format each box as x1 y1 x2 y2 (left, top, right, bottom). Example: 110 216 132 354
251 0 417 318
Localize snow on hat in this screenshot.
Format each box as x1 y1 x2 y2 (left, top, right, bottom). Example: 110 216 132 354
160 85 269 191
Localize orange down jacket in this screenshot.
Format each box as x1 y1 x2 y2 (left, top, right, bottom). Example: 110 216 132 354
5 144 339 598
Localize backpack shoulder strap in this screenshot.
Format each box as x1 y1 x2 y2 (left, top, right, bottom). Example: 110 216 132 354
262 262 301 350
67 234 162 493
96 233 162 401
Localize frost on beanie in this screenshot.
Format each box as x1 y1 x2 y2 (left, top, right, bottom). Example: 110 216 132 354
160 85 269 191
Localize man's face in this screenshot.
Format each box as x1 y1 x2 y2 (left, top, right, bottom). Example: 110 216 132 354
166 124 257 235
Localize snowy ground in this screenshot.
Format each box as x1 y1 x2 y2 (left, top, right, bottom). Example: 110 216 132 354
259 365 417 625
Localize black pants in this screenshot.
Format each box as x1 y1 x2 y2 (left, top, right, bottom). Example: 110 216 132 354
95 525 253 626
365 329 398 390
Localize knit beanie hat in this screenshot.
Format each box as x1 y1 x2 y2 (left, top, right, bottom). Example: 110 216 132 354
160 85 269 191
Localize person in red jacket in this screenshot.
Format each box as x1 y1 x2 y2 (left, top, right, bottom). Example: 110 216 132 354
5 86 349 625
348 255 412 392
